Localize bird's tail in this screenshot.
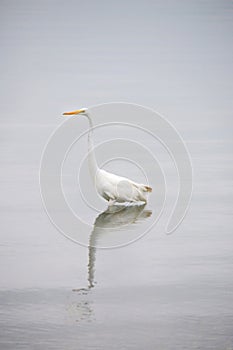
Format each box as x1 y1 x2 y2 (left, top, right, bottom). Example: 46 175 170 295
142 185 152 193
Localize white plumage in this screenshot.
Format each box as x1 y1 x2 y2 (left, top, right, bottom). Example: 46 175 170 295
63 108 152 205
96 168 151 204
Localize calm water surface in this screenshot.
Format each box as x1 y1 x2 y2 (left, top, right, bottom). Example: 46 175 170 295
0 125 233 349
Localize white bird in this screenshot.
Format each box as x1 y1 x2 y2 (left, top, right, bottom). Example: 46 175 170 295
63 108 152 205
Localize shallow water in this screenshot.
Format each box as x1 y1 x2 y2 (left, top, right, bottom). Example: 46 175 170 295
0 125 233 349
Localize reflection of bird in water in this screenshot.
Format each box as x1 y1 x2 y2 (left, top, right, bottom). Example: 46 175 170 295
86 203 152 290
63 108 152 205
73 204 152 292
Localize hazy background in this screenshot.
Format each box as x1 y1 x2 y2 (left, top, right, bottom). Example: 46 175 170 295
1 1 233 349
1 0 232 134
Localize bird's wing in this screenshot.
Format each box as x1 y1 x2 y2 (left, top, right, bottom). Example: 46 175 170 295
116 179 135 200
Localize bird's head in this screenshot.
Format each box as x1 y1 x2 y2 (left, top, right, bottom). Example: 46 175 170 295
63 108 88 116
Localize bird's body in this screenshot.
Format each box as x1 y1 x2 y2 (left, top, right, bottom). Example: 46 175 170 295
63 108 152 205
96 168 151 204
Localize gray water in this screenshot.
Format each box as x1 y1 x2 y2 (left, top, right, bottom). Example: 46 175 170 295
1 1 233 349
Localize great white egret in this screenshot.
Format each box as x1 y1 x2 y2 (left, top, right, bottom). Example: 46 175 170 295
63 108 152 205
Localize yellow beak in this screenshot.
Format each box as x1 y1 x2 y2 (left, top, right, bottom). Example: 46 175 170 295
63 109 84 115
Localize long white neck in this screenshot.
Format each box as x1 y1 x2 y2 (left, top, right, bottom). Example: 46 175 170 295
85 112 99 181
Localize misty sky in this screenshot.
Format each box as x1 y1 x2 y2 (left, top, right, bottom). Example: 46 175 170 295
0 0 233 139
